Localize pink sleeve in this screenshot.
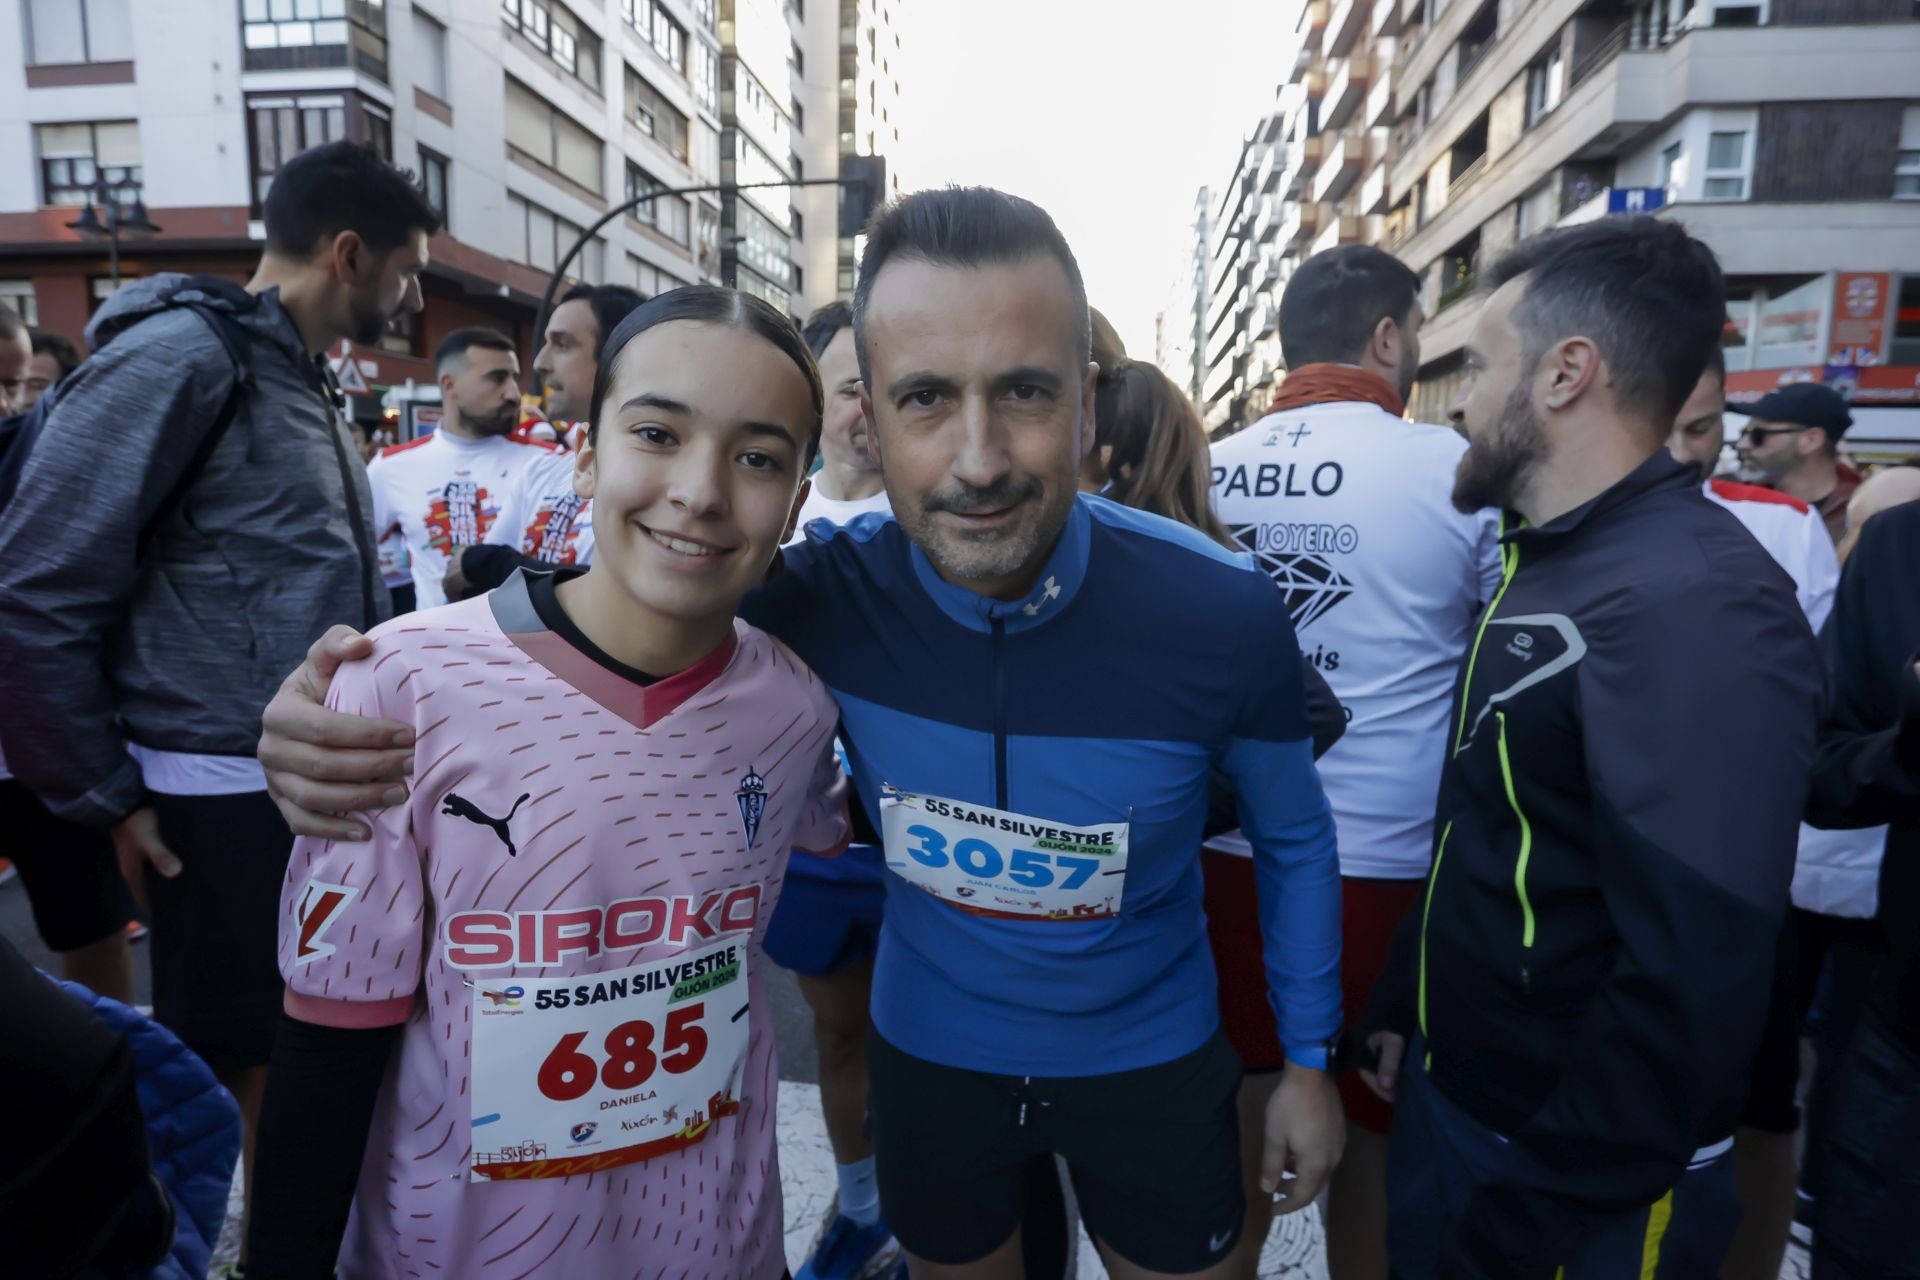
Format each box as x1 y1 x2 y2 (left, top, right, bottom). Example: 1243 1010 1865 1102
794 737 852 859
277 643 425 1029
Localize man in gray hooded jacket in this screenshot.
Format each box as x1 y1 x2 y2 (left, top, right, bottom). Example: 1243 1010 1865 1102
0 140 438 1247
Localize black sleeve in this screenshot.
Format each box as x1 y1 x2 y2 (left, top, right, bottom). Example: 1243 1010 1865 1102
247 1014 400 1280
1300 657 1347 759
1201 657 1345 842
460 544 558 596
1806 510 1920 829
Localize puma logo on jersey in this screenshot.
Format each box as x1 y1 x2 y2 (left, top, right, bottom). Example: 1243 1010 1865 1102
294 879 360 962
443 791 531 856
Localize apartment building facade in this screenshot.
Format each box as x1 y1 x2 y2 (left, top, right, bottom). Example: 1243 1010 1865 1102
1206 0 1920 451
793 0 902 304
1156 184 1212 405
0 0 805 418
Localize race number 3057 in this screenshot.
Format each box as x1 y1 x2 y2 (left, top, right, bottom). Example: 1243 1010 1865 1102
879 786 1128 921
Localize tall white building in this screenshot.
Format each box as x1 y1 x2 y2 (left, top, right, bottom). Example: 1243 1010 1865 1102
793 0 903 306
0 0 838 414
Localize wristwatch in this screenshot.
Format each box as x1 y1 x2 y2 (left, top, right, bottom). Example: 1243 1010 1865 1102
1289 1030 1348 1077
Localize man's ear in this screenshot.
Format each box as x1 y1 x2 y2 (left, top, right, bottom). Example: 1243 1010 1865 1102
330 230 367 286
1540 336 1601 412
572 436 597 499
1079 361 1100 463
1370 314 1400 372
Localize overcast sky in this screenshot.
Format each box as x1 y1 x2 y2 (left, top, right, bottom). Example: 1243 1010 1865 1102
893 0 1295 359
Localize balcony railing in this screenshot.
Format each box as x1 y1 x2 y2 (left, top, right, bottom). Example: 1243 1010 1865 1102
1436 272 1478 312
1449 151 1488 195
1570 20 1631 88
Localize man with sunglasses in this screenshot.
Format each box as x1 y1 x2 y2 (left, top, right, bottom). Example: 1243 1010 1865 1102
1734 383 1859 543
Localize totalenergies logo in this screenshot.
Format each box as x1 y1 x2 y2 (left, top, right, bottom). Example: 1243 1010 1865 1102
479 985 525 1008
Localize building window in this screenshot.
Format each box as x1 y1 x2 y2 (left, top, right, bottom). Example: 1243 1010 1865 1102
1455 0 1498 82
241 0 389 80
0 282 41 327
1890 276 1920 364
414 7 449 101
693 0 716 32
693 44 719 112
511 192 593 277
628 253 689 297
626 165 692 244
1702 130 1749 200
505 76 605 194
246 92 391 210
502 0 604 93
1657 140 1684 193
791 40 804 76
732 64 793 157
626 65 690 161
418 147 449 221
36 122 142 207
1896 108 1920 199
624 1 686 75
1524 44 1564 128
697 203 720 278
25 0 131 64
730 198 794 290
1710 0 1766 26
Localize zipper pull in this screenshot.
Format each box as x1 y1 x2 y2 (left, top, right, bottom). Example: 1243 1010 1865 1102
1519 966 1532 994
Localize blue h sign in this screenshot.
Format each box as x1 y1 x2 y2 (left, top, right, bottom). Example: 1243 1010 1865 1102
1607 187 1669 215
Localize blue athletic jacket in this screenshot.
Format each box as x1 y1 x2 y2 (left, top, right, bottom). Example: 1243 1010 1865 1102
742 494 1342 1075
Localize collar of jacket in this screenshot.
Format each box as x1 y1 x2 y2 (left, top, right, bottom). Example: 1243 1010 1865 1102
1504 449 1699 548
907 492 1093 635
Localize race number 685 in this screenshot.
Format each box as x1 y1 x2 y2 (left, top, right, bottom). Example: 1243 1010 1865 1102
903 824 1100 889
537 1004 709 1101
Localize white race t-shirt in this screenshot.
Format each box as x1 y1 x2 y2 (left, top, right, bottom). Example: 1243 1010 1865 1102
1208 400 1504 879
484 448 595 568
367 430 557 609
1707 477 1883 918
784 481 891 546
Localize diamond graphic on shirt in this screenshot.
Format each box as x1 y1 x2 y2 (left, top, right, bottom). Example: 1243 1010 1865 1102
1228 523 1355 629
736 769 766 849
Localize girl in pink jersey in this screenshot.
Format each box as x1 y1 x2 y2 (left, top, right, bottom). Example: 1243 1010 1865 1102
249 288 849 1280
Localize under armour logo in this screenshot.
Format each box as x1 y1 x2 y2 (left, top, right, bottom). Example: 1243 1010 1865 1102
1021 576 1062 617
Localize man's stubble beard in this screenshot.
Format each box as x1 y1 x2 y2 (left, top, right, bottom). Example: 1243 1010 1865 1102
1451 380 1547 515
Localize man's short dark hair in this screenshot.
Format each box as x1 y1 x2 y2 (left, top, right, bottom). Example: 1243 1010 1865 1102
559 283 646 355
265 140 443 258
852 187 1089 381
435 327 516 374
1484 216 1725 429
802 301 853 360
1279 245 1422 370
29 330 79 378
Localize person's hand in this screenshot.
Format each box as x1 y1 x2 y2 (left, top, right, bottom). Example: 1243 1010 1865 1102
1361 1030 1405 1104
1262 1063 1346 1215
442 547 473 603
258 625 414 841
111 807 181 910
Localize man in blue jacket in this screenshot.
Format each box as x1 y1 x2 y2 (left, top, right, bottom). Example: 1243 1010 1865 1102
254 188 1345 1277
1359 218 1824 1278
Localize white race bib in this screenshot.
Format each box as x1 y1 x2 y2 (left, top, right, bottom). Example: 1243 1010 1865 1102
467 938 751 1181
880 786 1128 921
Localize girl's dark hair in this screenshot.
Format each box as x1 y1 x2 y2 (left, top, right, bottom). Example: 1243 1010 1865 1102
1093 360 1236 551
588 285 825 459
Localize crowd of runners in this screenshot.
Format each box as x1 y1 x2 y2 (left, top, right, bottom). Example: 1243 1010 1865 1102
0 138 1915 1280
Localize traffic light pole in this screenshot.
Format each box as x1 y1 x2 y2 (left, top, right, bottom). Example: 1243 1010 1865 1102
534 174 880 357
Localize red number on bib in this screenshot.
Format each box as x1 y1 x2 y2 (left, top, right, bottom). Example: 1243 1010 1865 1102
537 1031 597 1102
661 1004 710 1074
600 1019 659 1090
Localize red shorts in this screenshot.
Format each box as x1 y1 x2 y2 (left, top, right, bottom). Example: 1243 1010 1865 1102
1201 848 1425 1135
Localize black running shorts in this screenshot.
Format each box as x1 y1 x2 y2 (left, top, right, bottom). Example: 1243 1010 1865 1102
147 790 296 1074
868 1028 1245 1274
0 778 136 952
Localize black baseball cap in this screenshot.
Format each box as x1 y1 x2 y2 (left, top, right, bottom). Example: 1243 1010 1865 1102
1738 382 1853 439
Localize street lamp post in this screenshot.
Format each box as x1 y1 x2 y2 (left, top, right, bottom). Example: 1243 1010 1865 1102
64 177 162 288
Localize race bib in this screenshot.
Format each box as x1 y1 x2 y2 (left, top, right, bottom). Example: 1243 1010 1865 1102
880 786 1128 921
467 938 750 1181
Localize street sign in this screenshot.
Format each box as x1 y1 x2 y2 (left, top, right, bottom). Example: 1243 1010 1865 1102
332 355 370 395
1607 187 1668 215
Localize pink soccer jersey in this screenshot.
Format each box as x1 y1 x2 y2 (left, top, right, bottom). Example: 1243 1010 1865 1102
279 573 848 1280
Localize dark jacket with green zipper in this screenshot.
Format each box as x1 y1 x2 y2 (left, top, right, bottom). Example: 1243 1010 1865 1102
1366 451 1824 1275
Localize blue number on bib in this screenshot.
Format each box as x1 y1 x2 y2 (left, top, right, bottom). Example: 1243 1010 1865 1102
905 824 950 868
1055 855 1100 890
1007 849 1054 887
953 838 1004 878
